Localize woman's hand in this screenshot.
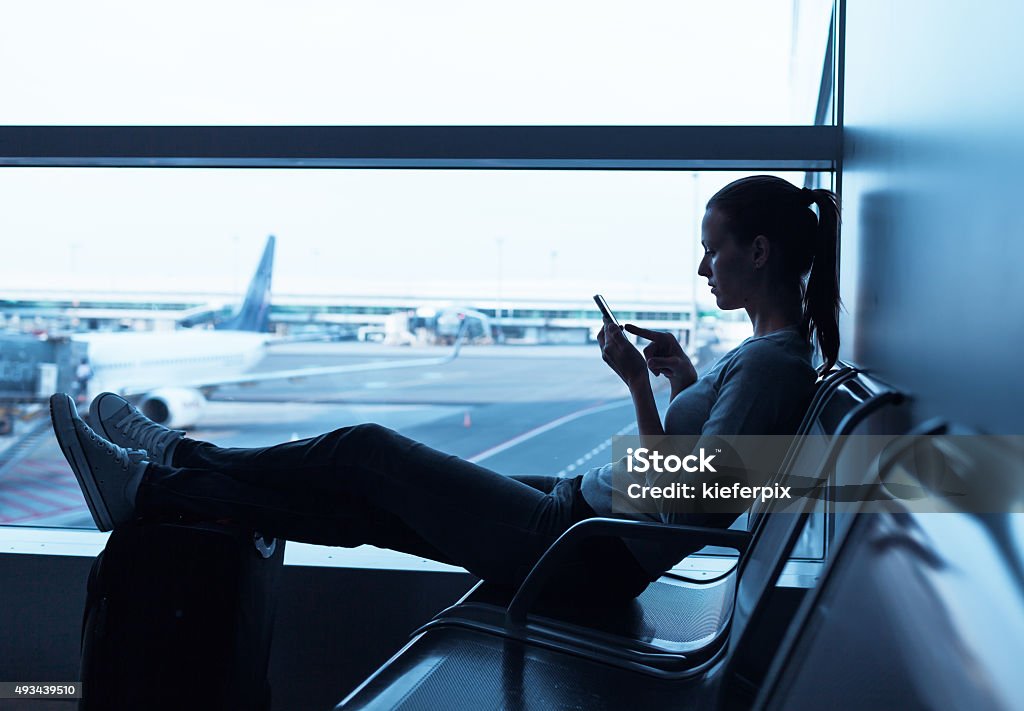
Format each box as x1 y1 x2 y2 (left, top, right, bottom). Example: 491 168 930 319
623 324 698 398
597 322 649 388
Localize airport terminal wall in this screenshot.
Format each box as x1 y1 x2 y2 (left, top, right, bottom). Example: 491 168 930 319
840 0 1024 433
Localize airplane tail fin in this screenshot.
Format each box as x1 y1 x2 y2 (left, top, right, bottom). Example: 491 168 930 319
217 235 275 333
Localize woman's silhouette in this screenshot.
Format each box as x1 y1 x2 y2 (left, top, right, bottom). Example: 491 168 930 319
51 175 840 602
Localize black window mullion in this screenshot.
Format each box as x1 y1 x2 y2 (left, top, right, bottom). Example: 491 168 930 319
0 125 838 170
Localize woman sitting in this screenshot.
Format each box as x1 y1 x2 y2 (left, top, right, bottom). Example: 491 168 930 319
50 175 839 603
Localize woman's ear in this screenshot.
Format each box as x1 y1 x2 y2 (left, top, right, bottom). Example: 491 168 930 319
751 234 770 269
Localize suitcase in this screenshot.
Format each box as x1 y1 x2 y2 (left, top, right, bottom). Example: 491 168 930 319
79 521 284 711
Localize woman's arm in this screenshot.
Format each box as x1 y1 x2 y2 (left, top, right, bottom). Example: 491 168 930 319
627 377 666 449
597 323 665 449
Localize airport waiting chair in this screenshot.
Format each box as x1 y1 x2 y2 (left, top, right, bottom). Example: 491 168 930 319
336 372 906 709
409 366 891 679
740 360 855 547
753 428 1024 711
790 360 857 447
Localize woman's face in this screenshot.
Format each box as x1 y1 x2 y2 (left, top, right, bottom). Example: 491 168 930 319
697 207 759 310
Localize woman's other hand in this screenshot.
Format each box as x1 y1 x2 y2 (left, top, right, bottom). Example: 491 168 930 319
623 324 698 398
597 322 648 389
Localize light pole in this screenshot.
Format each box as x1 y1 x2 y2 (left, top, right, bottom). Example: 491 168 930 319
495 237 505 342
232 234 240 294
690 172 700 349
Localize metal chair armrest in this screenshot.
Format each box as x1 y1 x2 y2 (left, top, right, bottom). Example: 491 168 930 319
506 517 751 625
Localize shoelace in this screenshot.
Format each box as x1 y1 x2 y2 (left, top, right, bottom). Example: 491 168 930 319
83 425 138 471
114 408 183 455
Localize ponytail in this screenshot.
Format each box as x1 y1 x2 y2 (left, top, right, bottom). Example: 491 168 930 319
706 176 842 372
802 188 841 372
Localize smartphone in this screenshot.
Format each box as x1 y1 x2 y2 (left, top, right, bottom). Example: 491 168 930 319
593 294 619 327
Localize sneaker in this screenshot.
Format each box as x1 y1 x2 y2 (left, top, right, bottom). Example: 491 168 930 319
90 392 184 467
50 393 148 532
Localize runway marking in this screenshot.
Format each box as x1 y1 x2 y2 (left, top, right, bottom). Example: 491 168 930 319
17 474 78 496
0 501 84 525
556 421 637 476
0 496 38 516
8 486 78 510
2 470 84 504
468 399 633 464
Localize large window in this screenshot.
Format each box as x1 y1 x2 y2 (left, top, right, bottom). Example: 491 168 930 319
0 169 830 530
0 1 840 573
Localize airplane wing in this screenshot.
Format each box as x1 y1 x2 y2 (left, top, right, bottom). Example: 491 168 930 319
193 346 463 390
178 320 469 392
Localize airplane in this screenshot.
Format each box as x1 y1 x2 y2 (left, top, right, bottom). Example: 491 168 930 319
73 236 466 429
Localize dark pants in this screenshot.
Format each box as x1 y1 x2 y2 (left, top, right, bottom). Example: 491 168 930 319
137 423 652 602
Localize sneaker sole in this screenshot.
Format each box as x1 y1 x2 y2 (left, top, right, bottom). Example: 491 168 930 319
50 394 113 532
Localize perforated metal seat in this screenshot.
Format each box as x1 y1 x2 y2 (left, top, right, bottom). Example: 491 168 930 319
438 572 737 658
337 370 908 709
338 379 913 709
340 626 696 711
416 366 897 677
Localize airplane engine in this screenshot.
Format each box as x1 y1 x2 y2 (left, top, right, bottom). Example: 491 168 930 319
138 388 207 429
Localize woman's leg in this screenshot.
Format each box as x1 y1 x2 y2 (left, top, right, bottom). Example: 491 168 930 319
171 433 558 497
138 423 585 586
136 458 462 563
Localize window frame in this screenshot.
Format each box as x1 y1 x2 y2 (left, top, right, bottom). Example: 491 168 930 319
0 125 837 171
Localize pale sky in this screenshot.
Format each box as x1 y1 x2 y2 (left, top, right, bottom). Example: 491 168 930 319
0 169 809 304
0 1 831 305
1 1 831 125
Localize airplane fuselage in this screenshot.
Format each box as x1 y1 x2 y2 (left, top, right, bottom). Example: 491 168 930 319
74 330 267 399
